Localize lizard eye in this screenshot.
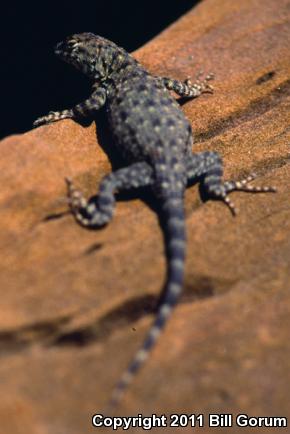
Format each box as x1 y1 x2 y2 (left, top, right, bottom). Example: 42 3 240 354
67 39 80 49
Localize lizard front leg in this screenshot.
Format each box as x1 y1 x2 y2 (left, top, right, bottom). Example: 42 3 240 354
160 71 214 99
186 151 276 215
33 86 107 127
66 162 154 228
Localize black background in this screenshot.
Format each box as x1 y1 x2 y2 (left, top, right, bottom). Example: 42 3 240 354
2 0 199 139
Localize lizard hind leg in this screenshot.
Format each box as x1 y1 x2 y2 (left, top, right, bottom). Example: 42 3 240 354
66 162 154 228
186 151 276 216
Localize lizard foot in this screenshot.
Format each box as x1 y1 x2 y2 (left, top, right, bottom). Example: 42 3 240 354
214 173 276 216
65 177 92 226
33 110 73 127
185 71 214 95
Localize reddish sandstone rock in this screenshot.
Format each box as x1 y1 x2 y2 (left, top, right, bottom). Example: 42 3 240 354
0 0 289 433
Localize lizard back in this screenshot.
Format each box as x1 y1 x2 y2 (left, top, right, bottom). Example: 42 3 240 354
107 69 193 166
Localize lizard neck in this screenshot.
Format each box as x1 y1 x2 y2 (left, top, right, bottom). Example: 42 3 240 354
109 50 146 82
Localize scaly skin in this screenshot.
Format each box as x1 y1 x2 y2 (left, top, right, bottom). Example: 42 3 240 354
34 33 276 409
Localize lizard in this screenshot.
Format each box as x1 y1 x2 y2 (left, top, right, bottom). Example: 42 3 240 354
33 33 276 409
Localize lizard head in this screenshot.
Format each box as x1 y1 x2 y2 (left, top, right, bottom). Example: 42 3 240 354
54 32 124 82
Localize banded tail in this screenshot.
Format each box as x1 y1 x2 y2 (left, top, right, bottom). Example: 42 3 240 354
107 194 186 410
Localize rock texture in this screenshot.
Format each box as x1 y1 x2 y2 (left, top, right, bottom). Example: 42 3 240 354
0 0 289 432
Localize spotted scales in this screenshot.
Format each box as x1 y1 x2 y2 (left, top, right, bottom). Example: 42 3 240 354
34 33 276 409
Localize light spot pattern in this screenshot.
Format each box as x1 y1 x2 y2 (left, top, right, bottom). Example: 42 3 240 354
34 33 276 409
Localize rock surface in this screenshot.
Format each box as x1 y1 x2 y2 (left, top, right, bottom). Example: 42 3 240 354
0 0 289 432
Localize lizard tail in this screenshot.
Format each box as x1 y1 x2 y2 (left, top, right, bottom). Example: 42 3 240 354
107 195 185 411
